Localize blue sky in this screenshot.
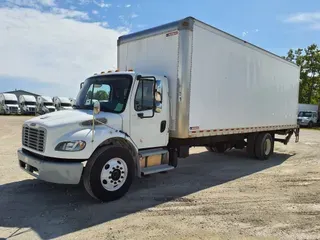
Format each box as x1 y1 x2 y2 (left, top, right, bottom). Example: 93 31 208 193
0 0 319 98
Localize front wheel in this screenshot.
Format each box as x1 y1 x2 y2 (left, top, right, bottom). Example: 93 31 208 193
83 145 135 202
308 121 313 128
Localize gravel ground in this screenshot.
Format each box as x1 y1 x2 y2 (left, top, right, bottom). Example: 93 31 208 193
0 116 319 240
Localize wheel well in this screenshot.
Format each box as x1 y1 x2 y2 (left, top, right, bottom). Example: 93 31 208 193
94 137 140 176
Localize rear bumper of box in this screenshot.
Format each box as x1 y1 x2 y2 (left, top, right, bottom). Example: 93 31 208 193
17 148 84 184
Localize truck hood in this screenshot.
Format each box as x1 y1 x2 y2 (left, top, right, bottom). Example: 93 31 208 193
25 109 123 130
298 117 311 121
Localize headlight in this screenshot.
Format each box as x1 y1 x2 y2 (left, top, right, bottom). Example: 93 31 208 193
55 140 86 151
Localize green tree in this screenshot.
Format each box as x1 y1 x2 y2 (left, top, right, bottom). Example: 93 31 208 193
283 44 320 104
94 90 109 101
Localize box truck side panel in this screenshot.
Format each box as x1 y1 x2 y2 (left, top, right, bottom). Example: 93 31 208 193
298 104 318 113
118 31 180 131
189 22 300 133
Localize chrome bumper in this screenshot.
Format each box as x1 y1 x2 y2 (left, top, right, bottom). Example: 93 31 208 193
17 148 84 184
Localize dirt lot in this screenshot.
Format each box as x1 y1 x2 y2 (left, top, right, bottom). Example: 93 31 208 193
0 116 319 240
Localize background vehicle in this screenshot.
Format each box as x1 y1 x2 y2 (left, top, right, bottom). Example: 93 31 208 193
53 96 73 110
36 96 56 115
297 111 318 128
19 95 36 115
17 16 300 202
297 103 319 127
0 93 20 115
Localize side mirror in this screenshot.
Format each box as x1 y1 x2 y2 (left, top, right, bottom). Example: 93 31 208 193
80 82 84 89
93 101 100 115
154 91 162 113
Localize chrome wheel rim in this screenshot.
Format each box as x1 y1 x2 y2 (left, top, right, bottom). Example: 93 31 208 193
264 138 272 155
100 158 128 191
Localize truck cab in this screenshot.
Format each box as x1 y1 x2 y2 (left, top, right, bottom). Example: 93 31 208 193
19 95 37 115
18 71 170 202
0 93 20 115
53 97 73 111
37 96 56 115
297 111 318 128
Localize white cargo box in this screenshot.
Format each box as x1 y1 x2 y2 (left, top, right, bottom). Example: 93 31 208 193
118 17 300 139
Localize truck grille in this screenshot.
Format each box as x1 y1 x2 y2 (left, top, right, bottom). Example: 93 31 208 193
9 107 18 113
22 125 46 152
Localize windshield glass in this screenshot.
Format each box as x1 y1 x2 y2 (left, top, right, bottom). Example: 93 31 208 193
61 103 72 107
44 102 53 106
5 100 18 104
298 112 312 117
74 74 133 113
25 101 36 105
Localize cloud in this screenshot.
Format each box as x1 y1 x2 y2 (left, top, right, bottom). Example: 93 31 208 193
125 4 131 8
242 31 249 37
284 12 320 31
51 7 89 20
130 13 138 18
92 9 98 15
93 1 111 8
1 0 55 9
285 12 320 23
0 7 129 97
241 29 260 37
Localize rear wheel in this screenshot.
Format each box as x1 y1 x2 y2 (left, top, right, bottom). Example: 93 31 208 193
83 145 135 202
254 133 274 160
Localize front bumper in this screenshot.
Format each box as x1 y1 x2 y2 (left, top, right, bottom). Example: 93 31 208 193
298 121 309 126
17 148 84 184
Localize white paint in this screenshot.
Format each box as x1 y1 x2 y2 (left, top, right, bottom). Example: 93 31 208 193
298 104 319 113
189 22 300 131
118 32 179 131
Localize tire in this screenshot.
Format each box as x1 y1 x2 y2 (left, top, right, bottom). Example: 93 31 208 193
308 121 313 128
83 145 135 202
254 132 274 160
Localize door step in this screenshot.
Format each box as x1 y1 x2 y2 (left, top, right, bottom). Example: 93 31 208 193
141 164 174 175
139 148 168 157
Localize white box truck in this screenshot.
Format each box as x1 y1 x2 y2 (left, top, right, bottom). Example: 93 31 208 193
17 17 300 202
297 103 319 127
36 96 56 115
0 93 20 114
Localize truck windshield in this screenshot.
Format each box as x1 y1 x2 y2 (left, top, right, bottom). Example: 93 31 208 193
61 103 72 107
298 112 313 117
74 74 133 113
44 102 53 106
25 101 36 105
5 100 18 104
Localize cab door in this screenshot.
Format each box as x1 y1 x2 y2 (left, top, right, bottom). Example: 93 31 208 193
130 76 168 149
